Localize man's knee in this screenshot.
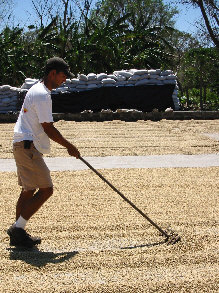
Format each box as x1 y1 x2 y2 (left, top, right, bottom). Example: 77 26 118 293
21 189 36 198
39 186 53 199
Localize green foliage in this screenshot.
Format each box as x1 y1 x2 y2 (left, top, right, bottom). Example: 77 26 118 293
91 0 177 29
180 48 218 88
0 0 218 112
178 47 218 110
179 0 219 48
180 88 218 110
0 0 178 86
0 27 28 86
87 0 177 70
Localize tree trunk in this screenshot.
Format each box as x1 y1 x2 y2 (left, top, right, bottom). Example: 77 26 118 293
197 0 219 48
203 86 207 105
200 86 203 110
186 87 190 108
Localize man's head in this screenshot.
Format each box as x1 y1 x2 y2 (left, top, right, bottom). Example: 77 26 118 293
44 57 74 90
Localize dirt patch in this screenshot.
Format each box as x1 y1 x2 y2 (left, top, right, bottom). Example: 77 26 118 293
0 120 218 159
0 167 218 292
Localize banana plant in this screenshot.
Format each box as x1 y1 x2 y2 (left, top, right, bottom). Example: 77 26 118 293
0 27 28 86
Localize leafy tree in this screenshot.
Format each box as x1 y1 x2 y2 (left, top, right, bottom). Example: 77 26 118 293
179 0 219 48
91 0 177 28
87 0 178 70
80 11 131 73
0 27 28 86
178 47 219 109
0 0 14 28
0 19 62 86
30 0 57 28
168 29 200 73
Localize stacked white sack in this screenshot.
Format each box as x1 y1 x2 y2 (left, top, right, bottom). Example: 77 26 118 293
172 85 180 110
0 85 20 113
17 69 180 110
52 69 178 94
21 78 39 90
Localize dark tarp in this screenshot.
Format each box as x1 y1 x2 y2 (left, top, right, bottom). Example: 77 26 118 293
52 84 175 113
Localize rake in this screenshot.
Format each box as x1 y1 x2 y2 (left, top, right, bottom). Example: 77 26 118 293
79 156 181 245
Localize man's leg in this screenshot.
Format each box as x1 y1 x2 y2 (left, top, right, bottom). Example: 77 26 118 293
8 187 53 248
16 188 36 220
11 142 54 247
19 186 53 220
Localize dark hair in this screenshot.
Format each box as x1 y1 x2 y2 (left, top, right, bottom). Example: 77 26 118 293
44 57 74 78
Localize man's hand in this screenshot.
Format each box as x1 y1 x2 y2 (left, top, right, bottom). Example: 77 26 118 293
67 144 80 159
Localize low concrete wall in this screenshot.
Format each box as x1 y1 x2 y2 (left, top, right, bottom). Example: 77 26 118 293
0 111 218 123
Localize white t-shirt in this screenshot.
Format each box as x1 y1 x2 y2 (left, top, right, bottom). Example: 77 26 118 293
14 82 53 154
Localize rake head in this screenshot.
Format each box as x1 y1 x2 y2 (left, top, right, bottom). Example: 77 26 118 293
164 229 181 245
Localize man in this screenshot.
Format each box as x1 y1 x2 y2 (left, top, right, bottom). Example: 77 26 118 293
7 57 80 248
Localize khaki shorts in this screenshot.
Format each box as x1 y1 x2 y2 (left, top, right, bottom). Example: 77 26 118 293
13 141 53 191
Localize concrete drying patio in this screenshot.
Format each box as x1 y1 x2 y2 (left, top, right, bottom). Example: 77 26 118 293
0 154 219 172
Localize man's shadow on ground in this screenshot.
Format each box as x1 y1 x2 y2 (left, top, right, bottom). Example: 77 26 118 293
7 239 166 267
7 247 78 267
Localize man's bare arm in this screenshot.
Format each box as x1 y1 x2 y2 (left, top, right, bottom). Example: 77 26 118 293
41 122 80 158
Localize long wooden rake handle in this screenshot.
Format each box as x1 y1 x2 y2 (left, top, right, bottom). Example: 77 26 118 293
79 156 169 238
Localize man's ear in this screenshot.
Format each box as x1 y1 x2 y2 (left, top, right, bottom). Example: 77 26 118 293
48 69 57 78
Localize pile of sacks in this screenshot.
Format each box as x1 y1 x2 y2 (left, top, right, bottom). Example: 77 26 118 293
0 85 20 113
53 69 177 93
0 79 39 113
0 69 180 113
172 88 180 110
52 69 180 110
